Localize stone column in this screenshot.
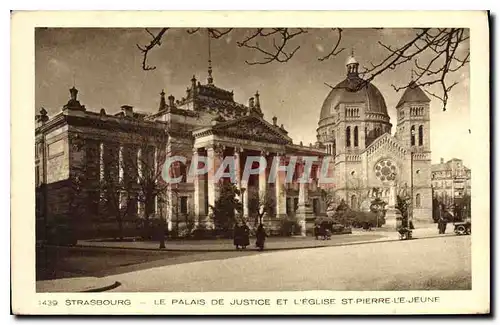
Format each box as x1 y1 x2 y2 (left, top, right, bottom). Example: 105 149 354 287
153 146 158 218
118 145 124 210
193 148 207 226
136 147 144 218
99 142 105 182
234 148 242 196
274 154 287 219
241 180 249 222
258 151 269 224
296 160 308 236
233 147 244 221
99 142 105 212
206 145 223 228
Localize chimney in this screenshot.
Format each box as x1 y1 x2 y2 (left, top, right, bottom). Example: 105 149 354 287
272 116 277 126
248 97 255 108
168 94 175 107
440 158 444 164
121 105 134 118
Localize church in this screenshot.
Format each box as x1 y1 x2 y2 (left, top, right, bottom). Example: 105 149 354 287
316 54 433 225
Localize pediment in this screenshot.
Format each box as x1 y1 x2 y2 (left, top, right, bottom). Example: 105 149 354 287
364 133 407 159
212 116 292 145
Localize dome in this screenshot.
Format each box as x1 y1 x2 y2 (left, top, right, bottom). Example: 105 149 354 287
319 77 388 121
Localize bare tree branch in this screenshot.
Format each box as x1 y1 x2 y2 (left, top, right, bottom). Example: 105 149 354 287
136 27 469 111
136 28 169 71
236 28 308 65
318 28 346 61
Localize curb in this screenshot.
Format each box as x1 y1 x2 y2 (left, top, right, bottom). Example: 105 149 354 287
69 233 458 253
81 281 122 292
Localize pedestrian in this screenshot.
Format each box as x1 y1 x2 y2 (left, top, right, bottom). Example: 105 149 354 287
314 224 321 240
256 224 266 251
437 216 445 234
241 223 250 249
233 222 241 250
441 216 448 234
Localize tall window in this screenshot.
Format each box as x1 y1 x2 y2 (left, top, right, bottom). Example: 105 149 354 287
418 125 424 146
410 125 416 146
180 196 188 214
35 165 40 186
351 195 357 209
415 193 421 208
354 126 359 147
346 126 351 147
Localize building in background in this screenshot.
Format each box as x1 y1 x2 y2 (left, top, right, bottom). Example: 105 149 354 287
431 158 471 220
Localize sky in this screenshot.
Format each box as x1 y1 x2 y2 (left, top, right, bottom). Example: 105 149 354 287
35 28 471 166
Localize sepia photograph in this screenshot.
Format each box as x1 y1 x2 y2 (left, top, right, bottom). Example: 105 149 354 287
11 10 490 315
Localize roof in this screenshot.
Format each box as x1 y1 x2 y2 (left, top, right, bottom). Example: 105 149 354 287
396 81 431 108
346 55 358 65
431 164 450 172
320 77 388 120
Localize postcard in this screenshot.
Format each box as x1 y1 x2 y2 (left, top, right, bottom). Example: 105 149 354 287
11 10 489 315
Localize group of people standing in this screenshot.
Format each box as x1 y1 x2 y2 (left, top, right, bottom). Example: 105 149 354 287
233 222 267 251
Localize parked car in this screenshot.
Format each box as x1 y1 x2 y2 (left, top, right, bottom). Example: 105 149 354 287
454 219 471 235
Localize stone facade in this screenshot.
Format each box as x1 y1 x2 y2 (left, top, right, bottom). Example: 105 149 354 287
431 158 471 216
36 78 328 240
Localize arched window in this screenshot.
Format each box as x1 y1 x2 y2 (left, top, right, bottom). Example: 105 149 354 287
346 127 351 147
410 125 416 146
351 195 357 209
418 125 424 146
416 193 421 208
354 126 359 147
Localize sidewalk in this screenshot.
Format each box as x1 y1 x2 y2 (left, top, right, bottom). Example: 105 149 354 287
77 232 386 252
76 225 452 252
36 277 121 293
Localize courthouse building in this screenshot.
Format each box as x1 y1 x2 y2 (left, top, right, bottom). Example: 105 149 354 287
35 68 328 239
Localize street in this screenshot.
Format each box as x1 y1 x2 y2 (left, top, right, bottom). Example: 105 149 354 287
104 235 470 292
37 233 384 281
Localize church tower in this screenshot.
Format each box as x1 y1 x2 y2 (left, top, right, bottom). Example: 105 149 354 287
395 80 433 223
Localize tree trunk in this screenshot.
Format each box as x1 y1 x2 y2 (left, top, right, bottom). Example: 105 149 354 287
118 217 124 241
159 218 166 249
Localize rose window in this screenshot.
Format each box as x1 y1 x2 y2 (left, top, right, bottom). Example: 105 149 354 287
374 159 397 182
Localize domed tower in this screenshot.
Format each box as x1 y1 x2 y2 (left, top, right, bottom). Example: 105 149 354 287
317 54 392 158
317 54 392 205
395 80 432 222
